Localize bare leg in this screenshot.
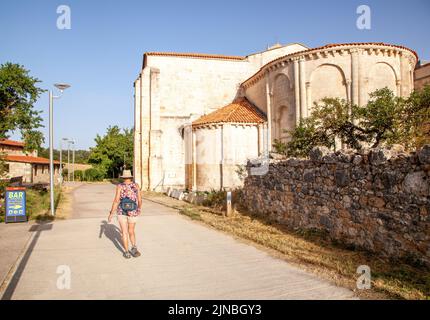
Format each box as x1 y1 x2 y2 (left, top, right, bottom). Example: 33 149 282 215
118 217 129 252
128 223 136 247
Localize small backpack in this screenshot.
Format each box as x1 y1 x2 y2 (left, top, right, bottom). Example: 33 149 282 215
120 197 137 214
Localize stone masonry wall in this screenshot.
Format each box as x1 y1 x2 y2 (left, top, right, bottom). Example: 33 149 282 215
240 145 430 266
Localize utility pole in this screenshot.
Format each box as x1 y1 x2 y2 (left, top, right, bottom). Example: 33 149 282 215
59 139 63 184
67 143 70 182
48 83 71 216
59 138 68 185
49 90 54 215
72 140 75 182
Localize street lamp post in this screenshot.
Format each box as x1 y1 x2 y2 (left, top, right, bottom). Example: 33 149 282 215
49 83 71 217
71 140 76 182
67 141 71 182
59 137 69 184
66 139 75 182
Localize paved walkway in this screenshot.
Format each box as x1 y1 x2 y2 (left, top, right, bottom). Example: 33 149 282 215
0 221 35 289
1 183 356 299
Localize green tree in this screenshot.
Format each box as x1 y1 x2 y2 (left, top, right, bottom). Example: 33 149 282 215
0 62 45 177
38 147 91 163
88 126 134 178
355 88 405 148
402 85 430 149
277 87 430 157
285 117 333 157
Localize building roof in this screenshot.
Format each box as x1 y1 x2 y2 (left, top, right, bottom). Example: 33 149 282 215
192 98 266 127
242 42 418 87
416 60 430 69
0 139 25 147
145 52 245 61
5 155 60 165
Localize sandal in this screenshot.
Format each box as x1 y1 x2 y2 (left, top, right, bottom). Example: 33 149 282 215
130 246 141 257
123 252 132 259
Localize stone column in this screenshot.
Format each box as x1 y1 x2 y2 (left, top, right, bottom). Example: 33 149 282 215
305 81 311 115
221 123 232 189
140 68 151 190
400 52 416 97
346 79 352 103
133 76 142 187
265 72 272 151
299 57 307 119
183 123 192 190
358 50 367 107
192 129 197 191
396 79 401 97
258 124 263 155
345 79 352 119
351 49 359 106
399 52 404 97
149 68 163 191
293 58 300 125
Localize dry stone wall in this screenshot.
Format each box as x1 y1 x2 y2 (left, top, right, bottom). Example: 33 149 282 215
240 145 430 266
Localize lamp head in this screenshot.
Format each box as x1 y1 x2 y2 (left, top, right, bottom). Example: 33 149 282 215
54 83 71 92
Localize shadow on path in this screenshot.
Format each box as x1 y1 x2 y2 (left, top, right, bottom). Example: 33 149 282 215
99 221 124 254
1 222 53 300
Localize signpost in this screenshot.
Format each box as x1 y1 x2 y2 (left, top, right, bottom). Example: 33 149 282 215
5 187 27 223
226 191 232 217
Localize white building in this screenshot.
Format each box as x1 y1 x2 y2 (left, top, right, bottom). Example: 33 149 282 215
133 42 417 191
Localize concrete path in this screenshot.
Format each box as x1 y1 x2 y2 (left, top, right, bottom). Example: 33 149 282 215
0 221 35 289
1 183 356 299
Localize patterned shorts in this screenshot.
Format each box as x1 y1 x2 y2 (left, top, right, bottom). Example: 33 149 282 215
117 214 138 224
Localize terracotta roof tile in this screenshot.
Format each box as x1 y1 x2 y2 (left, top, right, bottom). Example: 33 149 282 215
145 52 245 61
0 139 25 147
192 98 266 127
5 155 60 165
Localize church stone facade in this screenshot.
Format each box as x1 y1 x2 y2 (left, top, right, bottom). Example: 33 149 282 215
134 42 417 191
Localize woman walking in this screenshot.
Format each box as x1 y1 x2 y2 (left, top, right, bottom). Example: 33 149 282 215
108 170 142 259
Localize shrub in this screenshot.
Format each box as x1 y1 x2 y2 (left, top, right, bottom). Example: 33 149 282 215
202 189 226 209
62 168 68 180
278 86 430 157
74 170 84 181
84 167 105 181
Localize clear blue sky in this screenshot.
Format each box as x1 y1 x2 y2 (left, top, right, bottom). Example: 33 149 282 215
1 0 429 150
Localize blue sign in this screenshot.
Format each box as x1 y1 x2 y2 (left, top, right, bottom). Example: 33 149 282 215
5 187 27 223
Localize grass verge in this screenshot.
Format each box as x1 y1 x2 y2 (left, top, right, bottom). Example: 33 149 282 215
26 186 63 221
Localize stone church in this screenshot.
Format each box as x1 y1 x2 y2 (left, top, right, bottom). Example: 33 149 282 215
133 42 417 191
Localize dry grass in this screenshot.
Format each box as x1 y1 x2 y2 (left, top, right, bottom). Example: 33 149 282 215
143 192 429 300
29 183 81 221
54 185 75 219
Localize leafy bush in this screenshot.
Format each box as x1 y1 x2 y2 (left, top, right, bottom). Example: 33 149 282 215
62 168 68 180
202 189 226 209
84 167 105 181
74 170 84 181
277 86 430 157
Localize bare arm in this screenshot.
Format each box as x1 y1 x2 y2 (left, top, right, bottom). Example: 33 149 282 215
136 184 142 209
108 185 121 222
